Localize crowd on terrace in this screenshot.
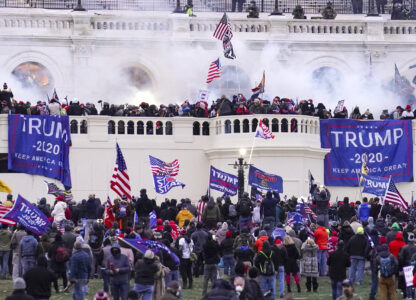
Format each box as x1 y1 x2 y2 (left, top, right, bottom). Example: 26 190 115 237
0 83 416 120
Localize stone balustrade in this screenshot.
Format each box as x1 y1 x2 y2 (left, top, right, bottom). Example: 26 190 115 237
0 9 413 42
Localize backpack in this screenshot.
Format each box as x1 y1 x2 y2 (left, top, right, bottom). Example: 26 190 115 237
89 233 101 250
239 200 251 216
380 256 394 277
260 251 275 276
229 204 237 217
55 246 70 263
410 252 416 266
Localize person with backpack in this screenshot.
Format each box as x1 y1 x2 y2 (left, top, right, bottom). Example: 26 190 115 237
376 242 398 300
190 222 208 278
221 230 235 277
254 241 276 300
48 232 70 292
89 222 104 278
301 238 319 292
234 238 255 269
233 227 255 251
237 194 252 232
19 231 38 275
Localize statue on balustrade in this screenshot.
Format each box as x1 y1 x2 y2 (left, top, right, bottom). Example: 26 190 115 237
232 0 245 12
322 2 338 19
247 1 260 18
292 5 306 19
375 0 386 14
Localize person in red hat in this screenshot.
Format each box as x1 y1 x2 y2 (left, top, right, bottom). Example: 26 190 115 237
51 196 67 232
401 104 414 119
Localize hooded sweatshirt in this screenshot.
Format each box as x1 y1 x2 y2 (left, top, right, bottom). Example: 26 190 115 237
388 232 406 258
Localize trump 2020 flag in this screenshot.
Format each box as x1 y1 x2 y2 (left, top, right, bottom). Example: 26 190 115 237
209 166 238 196
361 174 389 196
4 195 51 235
149 210 157 228
149 156 185 194
255 120 274 139
8 114 72 187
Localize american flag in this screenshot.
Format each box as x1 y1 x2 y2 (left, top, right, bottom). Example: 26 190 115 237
149 155 180 176
213 13 233 41
0 205 15 226
110 143 131 200
303 204 317 220
104 196 115 228
206 59 221 84
384 177 408 212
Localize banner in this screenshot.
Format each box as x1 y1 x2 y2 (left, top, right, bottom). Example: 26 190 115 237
209 166 238 196
320 119 413 186
361 174 390 196
4 195 51 235
153 175 185 194
248 166 283 192
8 114 72 187
403 266 414 287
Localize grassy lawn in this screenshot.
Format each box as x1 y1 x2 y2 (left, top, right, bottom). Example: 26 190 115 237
0 274 391 299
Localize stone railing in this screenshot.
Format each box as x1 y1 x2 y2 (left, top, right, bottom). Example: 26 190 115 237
67 114 320 137
0 9 414 42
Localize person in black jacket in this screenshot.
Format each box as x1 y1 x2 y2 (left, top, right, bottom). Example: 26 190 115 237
202 279 239 300
135 189 153 228
314 187 330 227
5 278 35 300
271 238 288 298
221 231 235 276
327 240 350 300
338 221 355 244
202 234 221 296
24 256 57 300
338 198 355 226
261 191 277 231
345 227 369 285
47 233 68 292
133 250 159 300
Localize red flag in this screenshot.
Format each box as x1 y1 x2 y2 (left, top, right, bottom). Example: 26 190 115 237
104 196 115 228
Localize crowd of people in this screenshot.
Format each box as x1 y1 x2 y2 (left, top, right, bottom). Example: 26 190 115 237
1 83 416 120
1 186 416 300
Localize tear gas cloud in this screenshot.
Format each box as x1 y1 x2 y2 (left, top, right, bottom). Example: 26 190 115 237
3 40 405 117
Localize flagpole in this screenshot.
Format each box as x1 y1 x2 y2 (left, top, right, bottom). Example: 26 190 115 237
248 132 257 165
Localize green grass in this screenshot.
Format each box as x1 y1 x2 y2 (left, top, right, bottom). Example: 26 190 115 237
0 274 394 299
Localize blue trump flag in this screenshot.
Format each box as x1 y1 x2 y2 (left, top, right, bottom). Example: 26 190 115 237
320 119 413 186
134 210 157 228
4 195 51 235
361 174 390 196
8 114 72 187
209 166 238 196
248 166 283 192
152 175 185 194
121 238 180 265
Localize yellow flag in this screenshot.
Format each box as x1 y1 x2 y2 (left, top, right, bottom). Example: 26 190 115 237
0 180 12 194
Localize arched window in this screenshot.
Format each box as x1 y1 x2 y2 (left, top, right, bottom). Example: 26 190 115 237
224 120 231 134
281 118 288 133
251 118 258 132
234 119 240 133
137 121 144 135
166 121 173 135
202 122 209 136
243 119 249 133
127 121 134 134
155 121 163 135
291 119 298 133
70 120 78 134
146 121 153 135
117 121 125 134
271 118 279 132
108 121 115 134
11 62 54 94
193 121 201 135
80 120 87 134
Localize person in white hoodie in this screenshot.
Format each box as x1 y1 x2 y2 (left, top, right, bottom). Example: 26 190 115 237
51 196 67 230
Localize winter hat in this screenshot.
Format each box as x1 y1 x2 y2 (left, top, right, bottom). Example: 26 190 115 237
6 194 12 200
357 227 364 234
259 230 267 237
317 220 325 227
157 219 163 225
248 267 259 279
226 230 232 238
275 238 282 245
379 236 387 244
13 277 26 290
392 222 400 230
56 195 64 201
74 241 82 250
331 231 338 237
144 249 154 259
222 222 228 230
94 290 109 300
368 216 374 225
